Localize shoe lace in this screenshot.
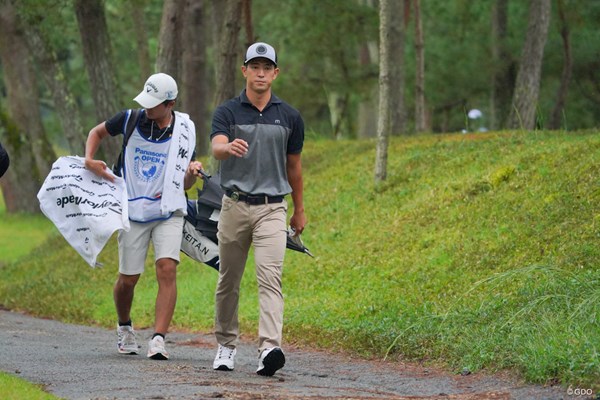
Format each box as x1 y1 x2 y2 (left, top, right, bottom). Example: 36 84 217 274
151 337 165 351
118 327 136 346
218 345 234 359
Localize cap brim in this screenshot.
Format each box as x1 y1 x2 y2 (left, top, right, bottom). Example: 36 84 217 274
244 56 277 66
133 91 162 109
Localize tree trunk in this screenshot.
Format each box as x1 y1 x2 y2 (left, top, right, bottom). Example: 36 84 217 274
212 0 242 107
23 26 87 156
490 0 514 130
413 0 426 133
375 0 391 183
389 0 406 135
549 0 572 130
131 0 152 83
242 0 254 48
0 1 55 208
506 0 551 130
182 0 210 156
74 0 122 165
0 110 42 213
156 0 184 80
0 0 55 176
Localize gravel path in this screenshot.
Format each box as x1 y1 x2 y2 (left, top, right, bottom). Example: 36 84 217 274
0 309 568 400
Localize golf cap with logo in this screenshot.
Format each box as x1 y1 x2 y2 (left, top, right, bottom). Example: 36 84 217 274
244 42 277 66
133 73 178 109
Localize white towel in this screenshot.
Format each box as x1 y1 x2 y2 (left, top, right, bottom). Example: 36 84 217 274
37 156 130 267
160 111 196 216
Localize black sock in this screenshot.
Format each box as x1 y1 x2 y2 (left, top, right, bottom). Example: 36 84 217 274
118 319 132 327
152 333 165 340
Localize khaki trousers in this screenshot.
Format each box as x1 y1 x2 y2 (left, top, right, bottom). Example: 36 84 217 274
215 195 288 352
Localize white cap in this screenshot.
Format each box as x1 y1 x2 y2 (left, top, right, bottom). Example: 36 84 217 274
133 73 178 108
244 42 277 66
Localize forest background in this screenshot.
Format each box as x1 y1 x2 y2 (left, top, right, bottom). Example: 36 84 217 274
0 0 599 211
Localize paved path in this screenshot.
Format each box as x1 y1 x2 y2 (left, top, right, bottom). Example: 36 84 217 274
0 309 568 400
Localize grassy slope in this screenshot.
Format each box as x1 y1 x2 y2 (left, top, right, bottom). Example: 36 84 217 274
1 130 599 388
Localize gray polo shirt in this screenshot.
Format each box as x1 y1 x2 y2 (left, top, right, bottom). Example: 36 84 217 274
211 90 304 197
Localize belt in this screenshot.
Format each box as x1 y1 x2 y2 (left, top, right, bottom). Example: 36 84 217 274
225 189 284 205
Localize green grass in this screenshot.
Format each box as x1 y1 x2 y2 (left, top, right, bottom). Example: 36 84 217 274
1 130 600 390
0 206 57 265
0 372 59 399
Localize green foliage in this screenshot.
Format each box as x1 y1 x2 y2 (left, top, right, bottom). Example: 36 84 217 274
2 130 600 388
0 372 59 400
6 0 600 151
254 0 379 136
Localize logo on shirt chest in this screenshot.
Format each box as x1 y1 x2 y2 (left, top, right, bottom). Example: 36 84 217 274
132 147 167 183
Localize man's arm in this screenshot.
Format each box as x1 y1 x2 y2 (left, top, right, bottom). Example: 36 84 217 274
184 160 204 190
84 122 115 182
287 153 306 235
211 134 248 160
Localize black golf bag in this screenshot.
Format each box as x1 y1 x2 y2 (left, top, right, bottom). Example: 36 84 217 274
180 173 312 271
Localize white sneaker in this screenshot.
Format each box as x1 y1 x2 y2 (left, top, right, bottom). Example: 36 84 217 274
116 325 139 355
257 347 285 376
213 344 236 371
147 335 169 360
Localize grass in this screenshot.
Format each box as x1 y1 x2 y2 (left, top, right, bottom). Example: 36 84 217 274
1 130 600 391
0 372 59 400
0 208 56 266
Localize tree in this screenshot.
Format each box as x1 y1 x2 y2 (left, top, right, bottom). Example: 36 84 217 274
242 0 254 47
156 0 184 79
131 0 153 82
375 0 391 183
549 0 572 130
74 0 122 165
22 24 87 155
0 0 56 213
413 0 426 133
0 110 44 213
211 0 242 106
182 0 210 155
389 0 407 135
490 0 515 130
506 0 551 130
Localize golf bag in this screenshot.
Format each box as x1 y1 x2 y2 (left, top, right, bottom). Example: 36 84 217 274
180 173 312 271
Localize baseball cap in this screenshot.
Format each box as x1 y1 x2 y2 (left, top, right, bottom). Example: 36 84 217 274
244 42 277 66
133 73 178 109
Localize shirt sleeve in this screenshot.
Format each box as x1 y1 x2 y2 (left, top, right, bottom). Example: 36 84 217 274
104 110 128 137
210 105 232 141
287 112 304 154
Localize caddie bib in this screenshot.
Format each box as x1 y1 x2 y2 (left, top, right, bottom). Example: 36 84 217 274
124 129 171 222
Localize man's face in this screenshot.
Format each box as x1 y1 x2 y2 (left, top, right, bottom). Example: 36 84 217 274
242 59 279 94
145 100 173 121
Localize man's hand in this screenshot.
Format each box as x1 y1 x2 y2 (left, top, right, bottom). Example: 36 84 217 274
289 209 306 236
227 139 248 158
84 159 115 183
187 161 204 177
184 160 204 190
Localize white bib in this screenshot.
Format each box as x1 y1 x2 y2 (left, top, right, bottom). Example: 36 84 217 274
124 129 171 222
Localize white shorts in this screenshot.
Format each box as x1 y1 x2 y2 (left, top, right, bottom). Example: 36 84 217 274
117 214 184 275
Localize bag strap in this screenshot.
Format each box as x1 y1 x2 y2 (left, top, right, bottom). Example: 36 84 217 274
123 108 142 147
112 108 142 176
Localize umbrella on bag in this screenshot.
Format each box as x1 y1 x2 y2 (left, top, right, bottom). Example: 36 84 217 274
181 171 313 269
